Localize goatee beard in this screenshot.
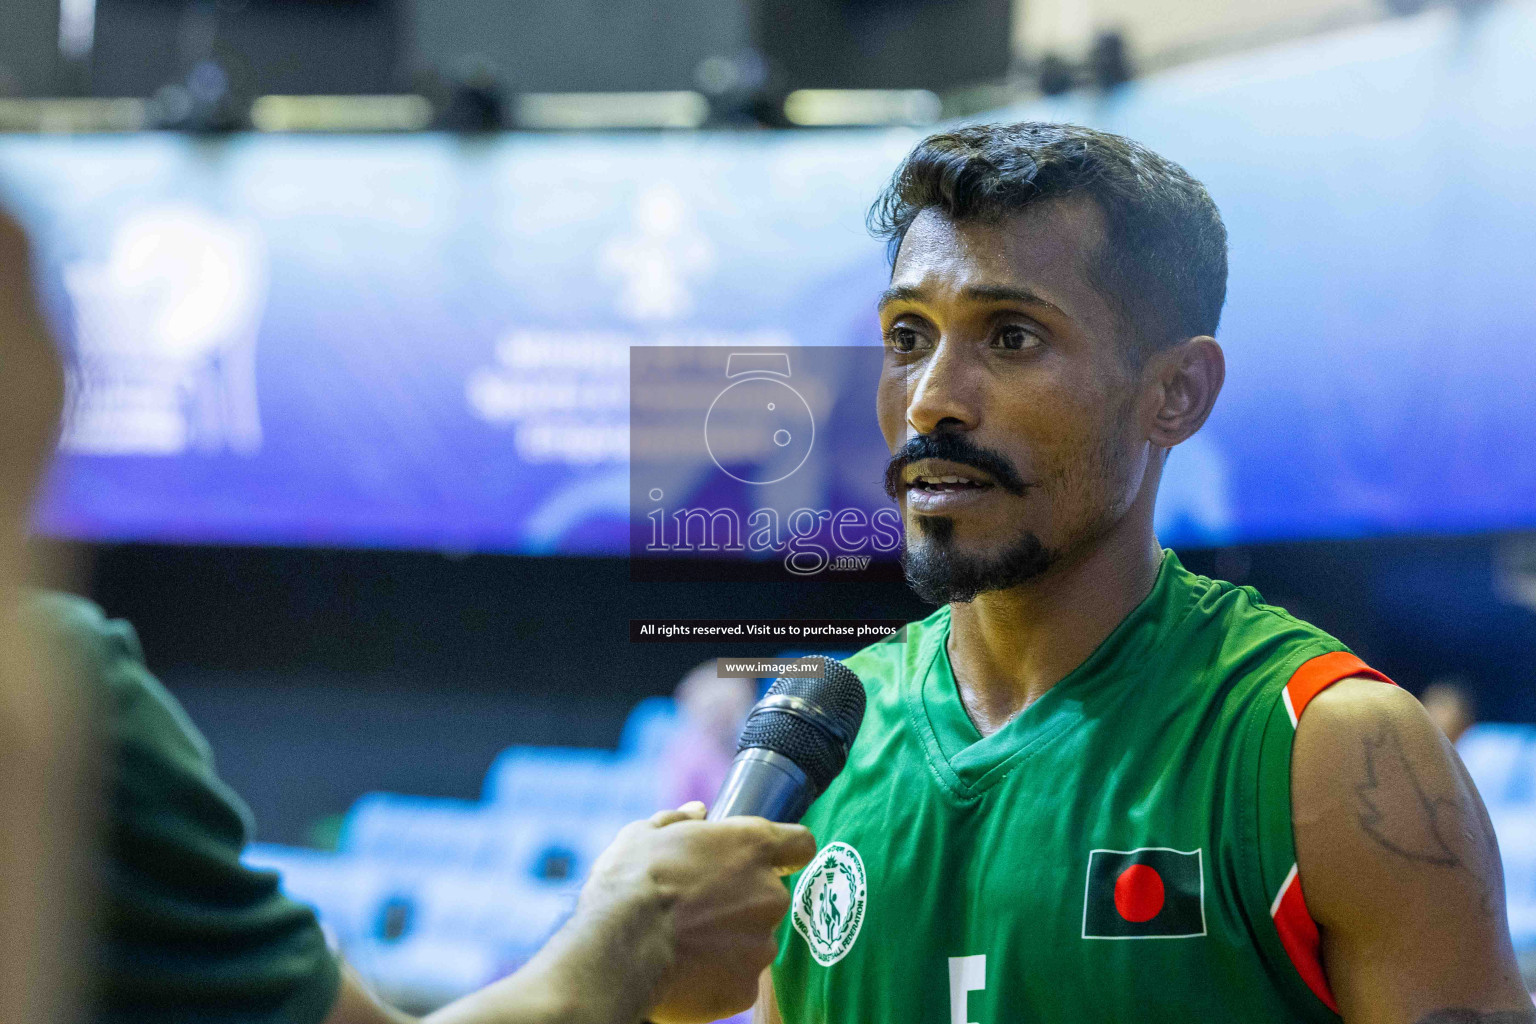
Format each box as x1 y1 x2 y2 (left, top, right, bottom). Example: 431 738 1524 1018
901 516 1058 605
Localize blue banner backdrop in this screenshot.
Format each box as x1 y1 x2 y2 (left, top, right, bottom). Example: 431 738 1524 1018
1 0 1532 553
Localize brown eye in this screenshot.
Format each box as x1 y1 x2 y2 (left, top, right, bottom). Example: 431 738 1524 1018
995 325 1041 351
887 326 920 353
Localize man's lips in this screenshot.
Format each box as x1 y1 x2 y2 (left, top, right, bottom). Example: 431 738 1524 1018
906 483 999 514
901 459 1027 514
903 459 998 491
882 433 1031 502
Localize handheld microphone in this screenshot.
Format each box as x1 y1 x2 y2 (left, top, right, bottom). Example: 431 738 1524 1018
707 659 867 823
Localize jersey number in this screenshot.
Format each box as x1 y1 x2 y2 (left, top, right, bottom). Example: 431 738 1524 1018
948 955 986 1024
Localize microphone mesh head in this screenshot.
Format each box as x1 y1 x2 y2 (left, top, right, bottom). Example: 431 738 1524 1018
736 659 866 794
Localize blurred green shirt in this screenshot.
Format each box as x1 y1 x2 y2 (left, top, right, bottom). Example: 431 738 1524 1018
29 593 341 1024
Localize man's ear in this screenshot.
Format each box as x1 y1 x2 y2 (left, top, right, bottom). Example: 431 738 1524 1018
1143 336 1224 449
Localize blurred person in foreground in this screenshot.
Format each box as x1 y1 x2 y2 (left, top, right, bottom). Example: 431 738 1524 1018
663 661 757 808
0 206 88 1024
757 123 1530 1024
33 571 811 1024
0 208 815 1024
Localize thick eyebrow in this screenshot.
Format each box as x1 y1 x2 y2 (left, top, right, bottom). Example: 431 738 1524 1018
877 283 1067 317
876 285 924 311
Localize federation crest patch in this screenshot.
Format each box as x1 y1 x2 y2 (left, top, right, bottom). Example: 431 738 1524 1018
792 841 867 966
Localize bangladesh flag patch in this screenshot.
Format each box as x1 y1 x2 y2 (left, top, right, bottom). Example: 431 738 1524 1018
1082 847 1206 939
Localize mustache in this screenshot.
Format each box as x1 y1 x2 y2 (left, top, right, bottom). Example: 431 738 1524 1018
883 432 1030 501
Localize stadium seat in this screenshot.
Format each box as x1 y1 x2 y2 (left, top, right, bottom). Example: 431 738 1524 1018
1489 809 1536 950
246 696 690 1006
1458 724 1536 808
1458 724 1536 951
351 933 506 1009
483 747 662 820
340 793 517 870
244 843 406 951
618 696 678 759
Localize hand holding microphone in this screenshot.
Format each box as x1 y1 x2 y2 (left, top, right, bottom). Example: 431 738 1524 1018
646 659 868 1024
525 659 866 1024
584 805 816 1024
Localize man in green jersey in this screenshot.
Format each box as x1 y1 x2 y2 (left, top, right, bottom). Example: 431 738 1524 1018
757 123 1530 1023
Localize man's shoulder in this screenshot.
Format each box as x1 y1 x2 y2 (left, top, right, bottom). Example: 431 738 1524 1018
24 589 143 664
1171 563 1355 693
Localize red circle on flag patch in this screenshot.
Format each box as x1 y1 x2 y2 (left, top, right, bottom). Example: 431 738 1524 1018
1113 864 1165 922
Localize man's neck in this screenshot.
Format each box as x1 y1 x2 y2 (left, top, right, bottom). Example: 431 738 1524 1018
945 521 1164 738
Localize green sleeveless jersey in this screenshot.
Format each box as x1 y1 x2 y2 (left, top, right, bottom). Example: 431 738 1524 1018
772 549 1392 1023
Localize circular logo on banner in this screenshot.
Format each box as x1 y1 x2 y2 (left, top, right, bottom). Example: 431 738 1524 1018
792 841 867 967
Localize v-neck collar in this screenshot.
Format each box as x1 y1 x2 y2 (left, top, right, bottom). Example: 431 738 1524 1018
904 549 1193 801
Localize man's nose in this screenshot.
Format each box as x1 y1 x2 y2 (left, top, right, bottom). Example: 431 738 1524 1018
905 341 980 436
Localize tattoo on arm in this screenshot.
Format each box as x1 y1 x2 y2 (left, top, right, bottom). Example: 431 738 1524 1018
1414 1011 1536 1024
1354 721 1461 867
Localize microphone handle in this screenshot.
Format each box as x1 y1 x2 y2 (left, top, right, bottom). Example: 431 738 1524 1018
706 748 814 823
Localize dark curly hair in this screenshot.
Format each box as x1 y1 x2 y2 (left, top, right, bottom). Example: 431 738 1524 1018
869 122 1228 362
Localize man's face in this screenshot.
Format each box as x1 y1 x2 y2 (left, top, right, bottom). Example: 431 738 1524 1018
877 199 1152 603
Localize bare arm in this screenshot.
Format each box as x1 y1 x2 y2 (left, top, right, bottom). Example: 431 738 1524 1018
324 894 670 1024
1293 678 1533 1024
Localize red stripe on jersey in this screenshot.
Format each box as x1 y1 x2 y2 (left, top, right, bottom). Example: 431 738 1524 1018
1271 864 1339 1014
1272 651 1396 1012
1284 650 1394 726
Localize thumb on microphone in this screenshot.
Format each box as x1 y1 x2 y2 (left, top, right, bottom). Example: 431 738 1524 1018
753 819 817 876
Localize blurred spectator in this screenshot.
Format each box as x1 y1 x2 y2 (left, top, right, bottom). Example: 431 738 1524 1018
1422 676 1477 745
662 661 756 808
